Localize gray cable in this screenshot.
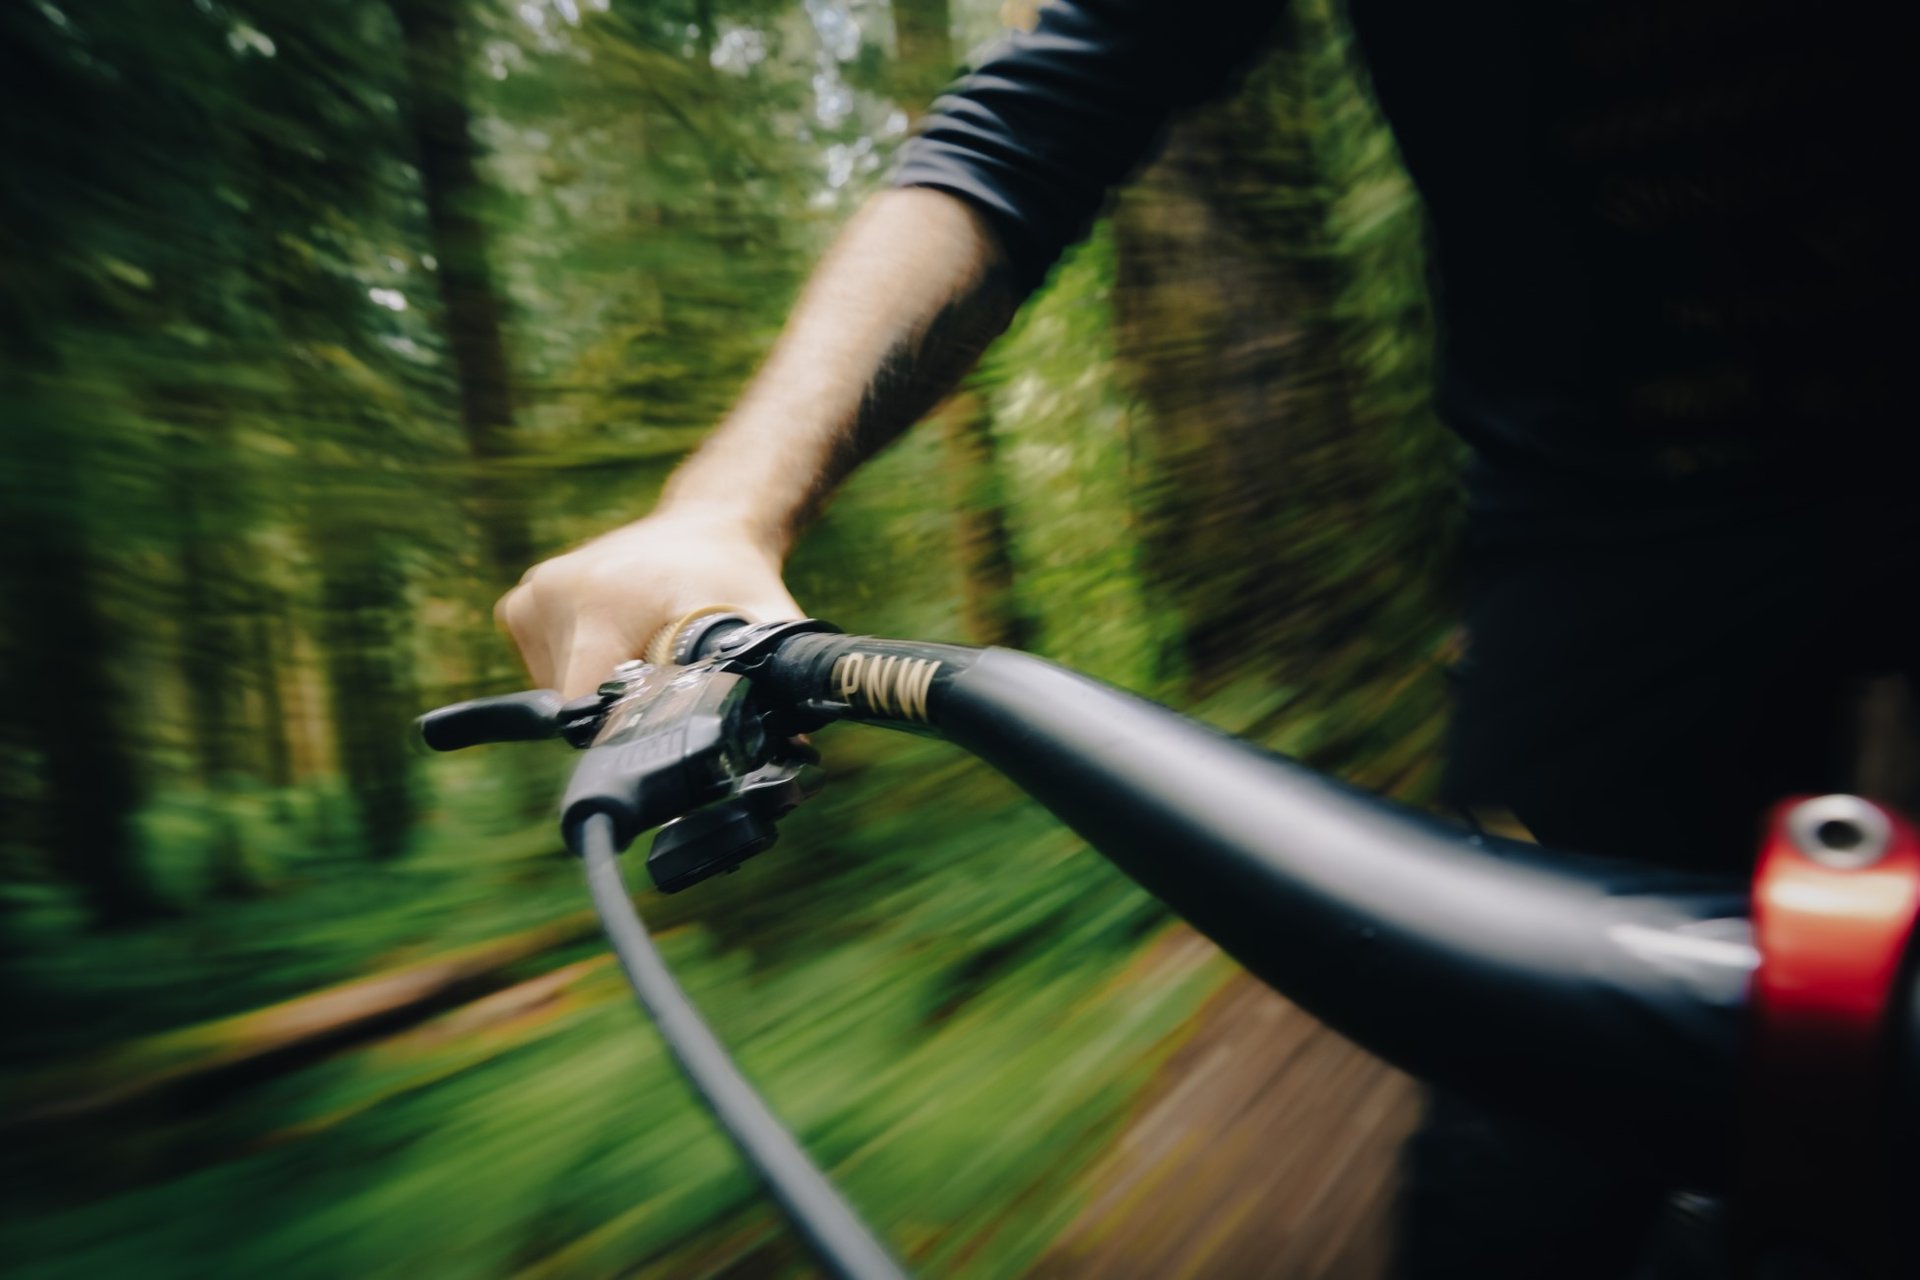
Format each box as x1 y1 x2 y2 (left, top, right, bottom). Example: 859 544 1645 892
577 813 907 1280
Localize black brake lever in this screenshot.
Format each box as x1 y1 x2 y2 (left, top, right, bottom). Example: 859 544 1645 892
418 680 636 754
418 631 832 866
418 689 569 751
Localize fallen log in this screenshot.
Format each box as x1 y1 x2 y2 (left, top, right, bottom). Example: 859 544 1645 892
2 907 606 1136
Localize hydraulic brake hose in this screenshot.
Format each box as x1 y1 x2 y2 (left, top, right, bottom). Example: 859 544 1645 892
576 813 906 1280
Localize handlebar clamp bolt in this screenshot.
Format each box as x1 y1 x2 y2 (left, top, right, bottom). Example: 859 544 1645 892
1785 794 1893 870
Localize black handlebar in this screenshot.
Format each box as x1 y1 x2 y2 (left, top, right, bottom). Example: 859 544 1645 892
919 646 1754 1180
694 628 1759 1180
423 620 1760 1175
421 615 1920 1275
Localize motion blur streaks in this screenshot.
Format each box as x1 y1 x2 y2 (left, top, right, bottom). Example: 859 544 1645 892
0 0 1447 1276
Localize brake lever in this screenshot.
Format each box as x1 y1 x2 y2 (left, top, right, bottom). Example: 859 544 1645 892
418 689 569 751
416 676 652 753
417 623 834 869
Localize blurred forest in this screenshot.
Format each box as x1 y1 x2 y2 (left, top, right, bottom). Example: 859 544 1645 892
0 0 1457 1275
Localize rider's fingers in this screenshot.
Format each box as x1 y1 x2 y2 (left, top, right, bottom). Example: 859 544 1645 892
557 621 643 700
495 584 556 688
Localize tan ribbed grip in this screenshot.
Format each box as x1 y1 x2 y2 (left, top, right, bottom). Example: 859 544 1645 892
643 605 748 666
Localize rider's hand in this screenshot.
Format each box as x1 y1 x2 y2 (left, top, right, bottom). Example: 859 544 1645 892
495 506 802 698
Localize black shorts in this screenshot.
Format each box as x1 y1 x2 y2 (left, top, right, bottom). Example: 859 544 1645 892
1441 490 1920 873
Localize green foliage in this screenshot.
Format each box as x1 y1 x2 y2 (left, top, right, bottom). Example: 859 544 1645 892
0 0 1449 1274
981 228 1187 694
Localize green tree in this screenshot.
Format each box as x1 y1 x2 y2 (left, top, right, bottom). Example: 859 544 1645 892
1111 0 1455 779
393 0 534 592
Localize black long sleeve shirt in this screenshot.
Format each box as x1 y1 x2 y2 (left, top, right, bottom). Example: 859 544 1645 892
892 0 1917 516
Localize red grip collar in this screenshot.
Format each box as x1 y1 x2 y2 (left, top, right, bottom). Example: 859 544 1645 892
1746 794 1920 1269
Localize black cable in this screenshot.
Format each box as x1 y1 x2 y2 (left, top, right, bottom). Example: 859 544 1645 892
577 813 907 1280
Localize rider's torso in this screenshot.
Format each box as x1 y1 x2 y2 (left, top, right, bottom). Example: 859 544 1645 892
1344 0 1918 512
896 0 1918 514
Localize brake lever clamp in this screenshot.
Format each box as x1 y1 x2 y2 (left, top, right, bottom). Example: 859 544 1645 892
628 629 833 892
707 618 839 666
558 658 769 852
703 619 843 736
555 631 838 858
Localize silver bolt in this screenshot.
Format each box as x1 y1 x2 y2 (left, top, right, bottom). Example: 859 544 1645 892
1784 794 1892 870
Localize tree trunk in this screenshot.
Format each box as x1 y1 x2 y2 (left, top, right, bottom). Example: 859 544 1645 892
939 391 1031 648
1112 0 1445 699
313 530 421 862
1112 31 1345 688
894 0 1032 648
392 0 532 592
247 600 296 793
1110 0 1456 784
390 0 557 825
169 435 266 896
0 421 160 926
891 0 955 107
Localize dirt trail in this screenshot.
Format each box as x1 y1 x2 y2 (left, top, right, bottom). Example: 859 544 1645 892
1032 937 1419 1280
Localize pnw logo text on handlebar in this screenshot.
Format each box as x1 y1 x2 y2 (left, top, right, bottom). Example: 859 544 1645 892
832 652 940 723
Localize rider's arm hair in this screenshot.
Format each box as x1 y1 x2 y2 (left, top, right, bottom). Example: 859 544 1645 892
660 188 1019 556
662 0 1282 555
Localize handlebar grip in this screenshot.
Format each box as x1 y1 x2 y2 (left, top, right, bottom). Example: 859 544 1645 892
418 689 567 752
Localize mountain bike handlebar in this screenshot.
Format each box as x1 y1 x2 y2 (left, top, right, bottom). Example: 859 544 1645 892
422 613 1920 1275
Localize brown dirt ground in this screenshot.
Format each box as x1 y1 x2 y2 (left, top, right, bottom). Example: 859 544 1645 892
1030 935 1420 1280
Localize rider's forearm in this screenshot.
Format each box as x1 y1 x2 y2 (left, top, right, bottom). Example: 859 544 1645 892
658 187 1019 557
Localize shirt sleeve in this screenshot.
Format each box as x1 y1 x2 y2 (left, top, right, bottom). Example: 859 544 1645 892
890 0 1284 292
